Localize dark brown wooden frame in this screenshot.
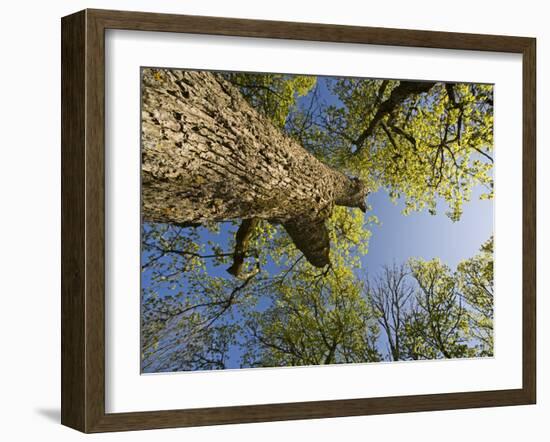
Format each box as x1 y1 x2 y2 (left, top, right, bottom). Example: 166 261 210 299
61 8 536 433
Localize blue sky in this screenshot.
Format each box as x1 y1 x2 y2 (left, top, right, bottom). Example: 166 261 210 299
364 188 492 272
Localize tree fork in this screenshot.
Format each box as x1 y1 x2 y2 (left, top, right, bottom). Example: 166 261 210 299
141 68 369 270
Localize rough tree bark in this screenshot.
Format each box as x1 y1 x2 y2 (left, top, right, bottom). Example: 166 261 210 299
141 68 368 270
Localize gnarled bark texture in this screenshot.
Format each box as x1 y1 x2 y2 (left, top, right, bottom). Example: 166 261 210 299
141 68 368 269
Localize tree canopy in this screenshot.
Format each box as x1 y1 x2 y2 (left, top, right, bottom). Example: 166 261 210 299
141 70 494 372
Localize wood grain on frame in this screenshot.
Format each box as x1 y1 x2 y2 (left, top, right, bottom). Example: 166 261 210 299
61 8 536 433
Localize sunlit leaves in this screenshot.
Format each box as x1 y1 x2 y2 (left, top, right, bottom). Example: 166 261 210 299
224 72 316 129
141 223 258 372
405 258 474 359
365 238 494 362
299 79 494 221
456 236 494 355
241 253 381 367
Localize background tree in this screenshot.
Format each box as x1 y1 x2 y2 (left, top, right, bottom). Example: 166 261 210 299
141 222 259 371
364 239 494 362
404 258 472 360
366 263 414 361
456 236 494 356
241 214 380 367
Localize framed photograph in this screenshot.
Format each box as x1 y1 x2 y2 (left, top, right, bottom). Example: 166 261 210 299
61 9 536 433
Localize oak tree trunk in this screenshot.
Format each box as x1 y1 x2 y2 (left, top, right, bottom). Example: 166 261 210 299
141 68 368 269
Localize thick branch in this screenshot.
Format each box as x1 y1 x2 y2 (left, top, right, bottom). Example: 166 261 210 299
353 81 437 155
141 68 370 270
227 218 259 277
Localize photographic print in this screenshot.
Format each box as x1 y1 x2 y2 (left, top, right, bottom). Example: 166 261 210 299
140 67 494 373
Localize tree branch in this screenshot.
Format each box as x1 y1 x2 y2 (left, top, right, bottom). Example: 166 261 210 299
227 218 260 277
353 81 437 155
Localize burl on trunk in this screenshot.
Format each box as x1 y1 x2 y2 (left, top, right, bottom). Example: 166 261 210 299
141 68 368 273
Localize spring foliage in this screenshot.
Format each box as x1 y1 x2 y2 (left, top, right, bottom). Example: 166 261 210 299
141 72 494 371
